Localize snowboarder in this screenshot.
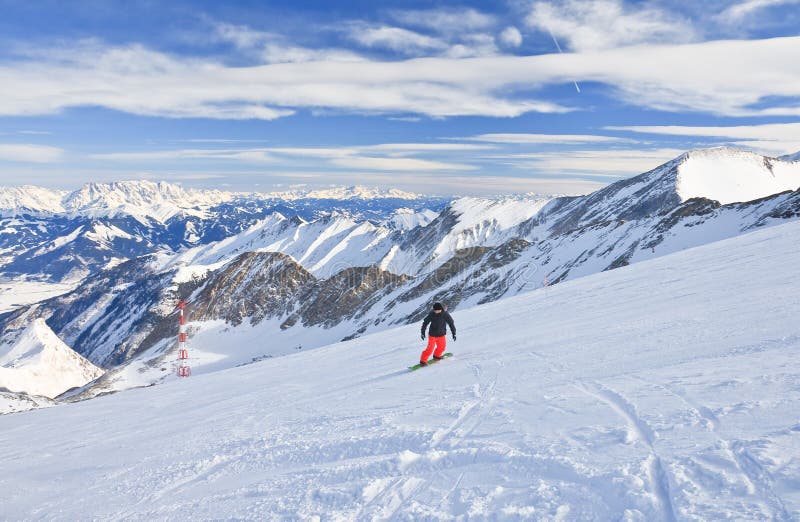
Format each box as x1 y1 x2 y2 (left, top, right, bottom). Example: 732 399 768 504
419 302 456 366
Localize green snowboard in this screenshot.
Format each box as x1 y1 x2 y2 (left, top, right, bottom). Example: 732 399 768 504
409 352 453 371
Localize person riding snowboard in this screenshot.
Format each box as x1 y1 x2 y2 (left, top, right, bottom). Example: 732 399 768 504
419 302 456 366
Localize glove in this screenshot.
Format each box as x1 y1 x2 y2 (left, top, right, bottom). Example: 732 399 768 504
452 334 457 341
420 332 426 340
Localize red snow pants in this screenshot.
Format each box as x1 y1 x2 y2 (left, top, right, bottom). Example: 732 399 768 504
421 335 446 362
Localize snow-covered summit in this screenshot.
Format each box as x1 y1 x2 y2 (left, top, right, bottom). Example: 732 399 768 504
0 185 67 215
675 147 800 204
0 182 427 223
61 180 234 222
0 318 103 398
568 147 800 226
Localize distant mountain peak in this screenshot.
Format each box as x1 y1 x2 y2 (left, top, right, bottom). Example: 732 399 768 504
61 180 234 222
675 147 800 204
0 182 426 220
261 185 421 201
0 185 67 215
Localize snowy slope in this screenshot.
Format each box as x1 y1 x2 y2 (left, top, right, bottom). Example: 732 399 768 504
0 279 76 313
0 318 103 398
1 221 799 519
167 212 393 279
0 390 55 415
780 151 800 162
379 195 552 275
384 208 439 231
167 195 549 280
677 148 800 204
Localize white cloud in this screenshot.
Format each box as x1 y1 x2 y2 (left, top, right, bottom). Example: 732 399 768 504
443 33 499 58
466 133 630 144
91 148 275 162
499 27 523 48
718 0 800 21
507 148 686 176
391 8 496 35
267 148 354 158
17 130 52 135
215 22 275 49
216 22 363 64
330 156 474 171
0 144 64 163
377 173 605 195
91 143 480 172
348 25 447 54
1 36 800 119
527 0 696 51
362 143 494 153
605 122 800 155
271 170 605 196
346 22 498 58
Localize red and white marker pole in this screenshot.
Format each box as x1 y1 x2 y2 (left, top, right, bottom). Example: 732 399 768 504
177 300 191 378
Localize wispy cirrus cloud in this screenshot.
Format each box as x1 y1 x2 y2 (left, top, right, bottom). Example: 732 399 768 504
717 0 800 22
0 144 64 163
215 22 363 64
330 156 475 171
389 7 497 35
465 133 631 144
1 31 800 121
344 18 501 58
91 142 483 172
527 0 696 51
346 24 448 55
499 148 686 177
605 122 800 155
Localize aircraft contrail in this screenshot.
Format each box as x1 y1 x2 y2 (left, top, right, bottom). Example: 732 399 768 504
548 28 581 93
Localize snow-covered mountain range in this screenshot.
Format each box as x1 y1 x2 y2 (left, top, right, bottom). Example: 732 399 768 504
0 182 448 282
1 147 799 402
2 217 799 519
0 181 425 220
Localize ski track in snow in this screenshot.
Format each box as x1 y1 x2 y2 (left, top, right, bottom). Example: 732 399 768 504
575 381 676 521
1 221 800 519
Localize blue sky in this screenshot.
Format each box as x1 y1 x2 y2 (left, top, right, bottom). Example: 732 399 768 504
0 0 798 195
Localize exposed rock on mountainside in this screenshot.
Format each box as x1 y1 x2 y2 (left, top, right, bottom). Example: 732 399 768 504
2 148 800 400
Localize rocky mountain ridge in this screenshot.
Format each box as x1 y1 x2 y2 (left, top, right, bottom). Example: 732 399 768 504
1 147 799 402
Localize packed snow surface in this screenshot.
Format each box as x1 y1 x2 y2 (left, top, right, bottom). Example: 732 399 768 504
0 318 103 398
1 222 799 520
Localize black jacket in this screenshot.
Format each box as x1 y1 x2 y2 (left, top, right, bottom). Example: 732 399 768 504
421 310 455 337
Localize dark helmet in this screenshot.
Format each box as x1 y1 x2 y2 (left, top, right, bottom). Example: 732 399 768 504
432 302 444 311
